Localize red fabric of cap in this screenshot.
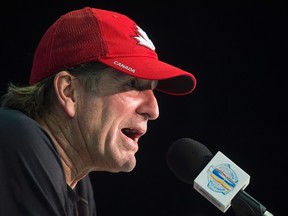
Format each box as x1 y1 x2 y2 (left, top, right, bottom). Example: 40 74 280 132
29 7 196 95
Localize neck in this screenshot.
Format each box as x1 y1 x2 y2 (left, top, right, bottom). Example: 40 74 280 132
37 114 90 189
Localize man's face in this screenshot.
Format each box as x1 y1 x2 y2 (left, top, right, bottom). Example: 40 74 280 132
75 68 159 172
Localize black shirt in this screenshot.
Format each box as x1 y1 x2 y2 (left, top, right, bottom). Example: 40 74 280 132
0 108 97 216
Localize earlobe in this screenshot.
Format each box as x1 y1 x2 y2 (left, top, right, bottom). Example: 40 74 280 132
54 71 76 118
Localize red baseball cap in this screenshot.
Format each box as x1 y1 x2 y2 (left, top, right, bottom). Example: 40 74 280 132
29 7 196 95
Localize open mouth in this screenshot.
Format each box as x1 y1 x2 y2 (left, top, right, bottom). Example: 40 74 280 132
121 128 141 140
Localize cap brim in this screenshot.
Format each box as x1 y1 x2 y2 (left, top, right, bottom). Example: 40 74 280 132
99 57 196 96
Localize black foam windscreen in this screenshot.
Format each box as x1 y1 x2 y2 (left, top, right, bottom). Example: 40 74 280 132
166 138 213 184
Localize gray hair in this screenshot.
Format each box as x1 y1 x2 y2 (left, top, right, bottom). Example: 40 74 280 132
1 62 108 120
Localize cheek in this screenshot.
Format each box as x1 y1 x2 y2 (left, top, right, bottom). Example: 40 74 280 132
79 94 138 141
116 93 142 113
102 94 134 115
77 96 103 135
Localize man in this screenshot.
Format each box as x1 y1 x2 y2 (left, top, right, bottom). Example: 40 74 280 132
0 7 196 215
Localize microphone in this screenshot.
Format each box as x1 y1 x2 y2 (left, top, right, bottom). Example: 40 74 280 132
166 138 273 216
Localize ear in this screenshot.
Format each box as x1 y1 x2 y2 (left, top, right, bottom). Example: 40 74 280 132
53 71 77 118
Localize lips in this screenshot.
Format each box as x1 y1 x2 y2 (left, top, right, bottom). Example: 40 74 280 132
121 128 145 140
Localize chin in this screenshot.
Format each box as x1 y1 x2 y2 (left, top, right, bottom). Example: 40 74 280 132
121 157 137 172
108 153 137 172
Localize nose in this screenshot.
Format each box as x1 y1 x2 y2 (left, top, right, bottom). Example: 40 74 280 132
136 89 159 120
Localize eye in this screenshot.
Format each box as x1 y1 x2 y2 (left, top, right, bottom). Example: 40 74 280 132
127 78 139 89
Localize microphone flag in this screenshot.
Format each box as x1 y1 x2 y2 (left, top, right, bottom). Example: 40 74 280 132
194 151 250 213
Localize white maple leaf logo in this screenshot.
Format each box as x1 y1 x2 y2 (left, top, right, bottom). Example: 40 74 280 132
133 26 156 51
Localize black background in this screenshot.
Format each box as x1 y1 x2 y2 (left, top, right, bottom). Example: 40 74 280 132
1 1 286 216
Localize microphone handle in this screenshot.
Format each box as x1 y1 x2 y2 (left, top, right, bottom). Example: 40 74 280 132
231 190 273 216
